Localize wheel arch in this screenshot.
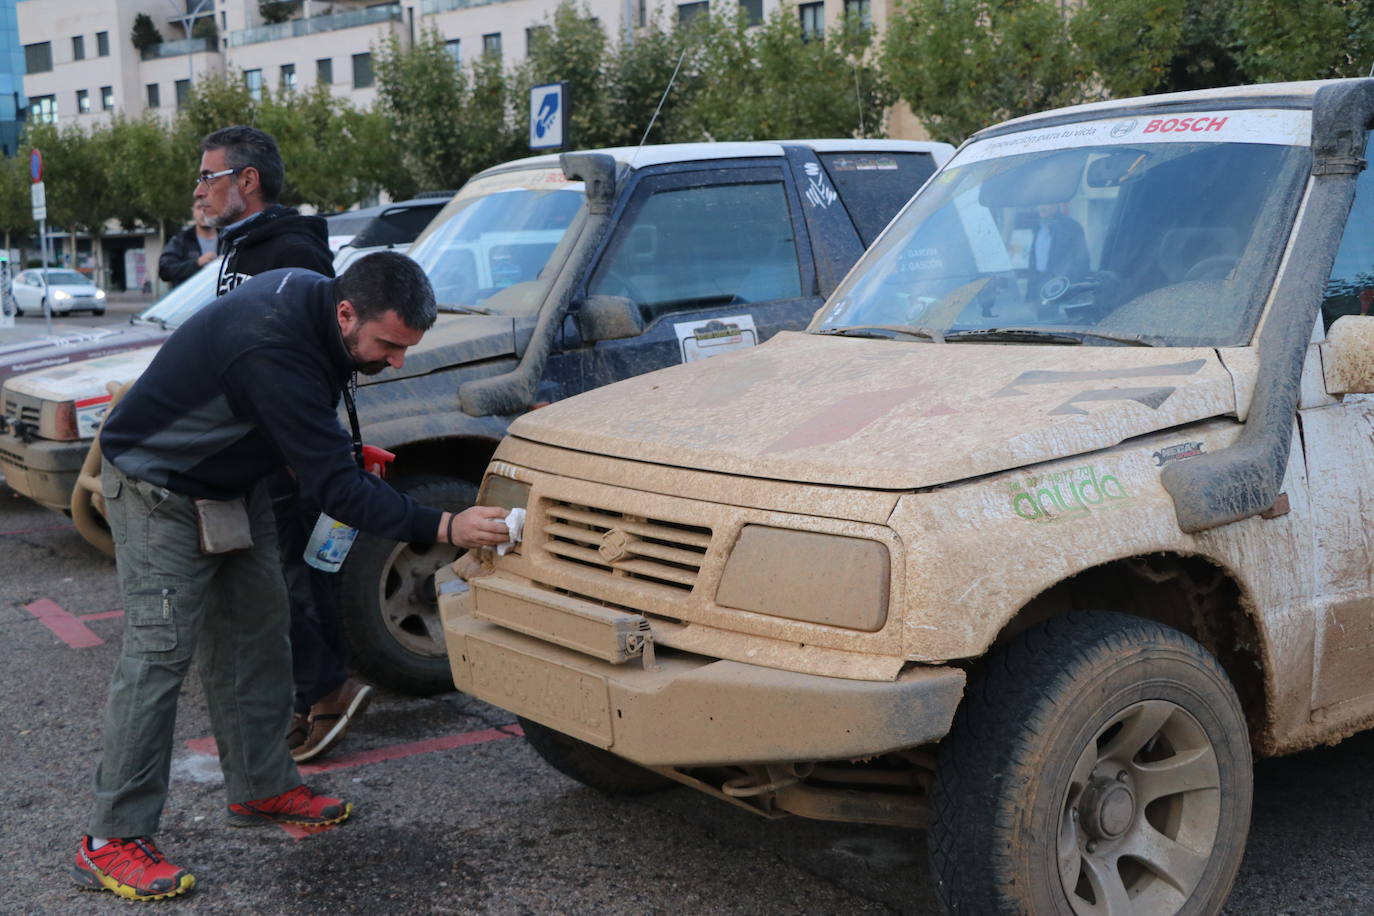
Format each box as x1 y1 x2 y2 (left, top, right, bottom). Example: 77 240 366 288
988 551 1274 754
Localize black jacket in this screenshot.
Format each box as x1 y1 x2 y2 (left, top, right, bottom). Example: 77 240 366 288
100 269 441 544
159 224 214 286
217 205 333 297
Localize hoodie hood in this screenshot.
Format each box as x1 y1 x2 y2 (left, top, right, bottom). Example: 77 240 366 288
509 331 1240 489
219 205 328 254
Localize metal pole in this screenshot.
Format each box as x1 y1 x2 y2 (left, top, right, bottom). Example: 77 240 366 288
40 219 51 336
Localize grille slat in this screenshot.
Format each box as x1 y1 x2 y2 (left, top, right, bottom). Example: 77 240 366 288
540 498 712 594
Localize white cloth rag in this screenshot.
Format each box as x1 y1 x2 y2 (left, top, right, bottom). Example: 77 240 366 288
497 507 526 556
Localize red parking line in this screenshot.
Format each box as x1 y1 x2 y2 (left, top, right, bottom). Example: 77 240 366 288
24 598 103 648
185 724 525 838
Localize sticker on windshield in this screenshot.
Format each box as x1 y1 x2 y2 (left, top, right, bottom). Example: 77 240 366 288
953 108 1313 168
675 314 758 363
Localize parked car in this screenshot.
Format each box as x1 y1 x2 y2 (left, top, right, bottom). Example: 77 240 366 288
11 269 107 316
326 195 451 261
438 80 1374 914
0 140 953 697
0 260 218 516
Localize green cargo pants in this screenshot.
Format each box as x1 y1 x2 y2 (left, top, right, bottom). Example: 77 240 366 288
89 461 301 838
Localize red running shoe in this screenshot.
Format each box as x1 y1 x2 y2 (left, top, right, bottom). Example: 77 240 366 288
73 836 196 901
227 784 352 828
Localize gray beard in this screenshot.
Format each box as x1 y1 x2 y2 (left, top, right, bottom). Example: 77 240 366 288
209 186 247 229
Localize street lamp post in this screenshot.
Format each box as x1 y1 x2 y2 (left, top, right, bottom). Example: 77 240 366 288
168 0 214 92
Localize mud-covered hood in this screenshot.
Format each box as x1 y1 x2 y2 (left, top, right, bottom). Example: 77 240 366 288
358 313 520 385
510 331 1239 489
5 346 159 403
0 325 163 386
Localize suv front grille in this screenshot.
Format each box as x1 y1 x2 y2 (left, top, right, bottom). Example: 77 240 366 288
540 499 711 593
2 392 40 425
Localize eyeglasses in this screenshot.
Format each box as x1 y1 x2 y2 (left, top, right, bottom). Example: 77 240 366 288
196 167 242 187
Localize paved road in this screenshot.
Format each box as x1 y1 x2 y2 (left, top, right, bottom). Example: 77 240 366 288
1 478 1372 914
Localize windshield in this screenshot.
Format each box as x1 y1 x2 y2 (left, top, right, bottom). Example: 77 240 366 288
136 259 220 328
44 270 90 286
407 166 585 317
816 109 1312 347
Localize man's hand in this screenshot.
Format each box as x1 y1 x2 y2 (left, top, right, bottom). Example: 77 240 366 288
197 251 216 266
441 506 509 548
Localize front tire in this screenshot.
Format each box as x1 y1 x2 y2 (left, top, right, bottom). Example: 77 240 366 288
928 612 1251 916
339 475 476 695
519 718 676 796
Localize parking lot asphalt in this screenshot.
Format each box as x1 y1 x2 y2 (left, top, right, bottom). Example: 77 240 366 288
2 474 1374 915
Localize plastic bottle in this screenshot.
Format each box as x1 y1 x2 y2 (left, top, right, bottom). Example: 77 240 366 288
304 514 358 572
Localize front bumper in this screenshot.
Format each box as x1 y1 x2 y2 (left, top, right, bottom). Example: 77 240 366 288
0 436 84 511
441 570 965 768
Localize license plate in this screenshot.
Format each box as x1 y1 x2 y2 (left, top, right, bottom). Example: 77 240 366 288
467 636 613 745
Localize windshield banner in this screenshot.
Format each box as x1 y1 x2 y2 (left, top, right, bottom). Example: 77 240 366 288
953 108 1313 168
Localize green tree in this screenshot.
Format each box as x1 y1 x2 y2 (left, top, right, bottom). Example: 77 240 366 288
130 13 162 53
174 71 257 152
883 0 1086 144
515 3 612 148
605 14 695 146
256 84 391 210
1071 0 1242 97
1230 0 1374 82
677 7 893 141
0 153 33 256
373 28 521 190
25 121 121 279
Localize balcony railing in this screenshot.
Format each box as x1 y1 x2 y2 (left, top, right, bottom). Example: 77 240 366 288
139 37 218 61
227 4 402 48
422 0 505 13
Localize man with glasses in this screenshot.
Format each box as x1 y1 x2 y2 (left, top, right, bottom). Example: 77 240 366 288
194 125 333 296
194 126 371 766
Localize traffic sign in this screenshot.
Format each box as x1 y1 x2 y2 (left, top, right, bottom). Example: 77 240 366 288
29 148 41 183
529 82 568 150
31 181 45 221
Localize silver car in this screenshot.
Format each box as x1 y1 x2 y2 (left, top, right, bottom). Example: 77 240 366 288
12 269 107 316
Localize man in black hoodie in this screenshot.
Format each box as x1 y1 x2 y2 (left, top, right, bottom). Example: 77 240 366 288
193 126 362 765
157 201 218 287
194 125 333 295
75 252 510 900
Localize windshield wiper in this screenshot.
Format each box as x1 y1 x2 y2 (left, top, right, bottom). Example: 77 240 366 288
437 303 492 316
945 327 1157 347
818 324 943 343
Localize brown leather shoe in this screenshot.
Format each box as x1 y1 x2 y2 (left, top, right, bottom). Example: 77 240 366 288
286 712 310 754
291 678 374 763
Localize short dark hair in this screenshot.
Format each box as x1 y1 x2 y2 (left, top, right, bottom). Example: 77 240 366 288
337 251 436 332
201 125 284 203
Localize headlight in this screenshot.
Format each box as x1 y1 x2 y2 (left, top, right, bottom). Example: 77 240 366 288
95 290 107 299
52 290 71 301
716 526 890 631
479 462 530 510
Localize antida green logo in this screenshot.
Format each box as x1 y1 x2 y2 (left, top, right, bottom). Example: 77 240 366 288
1009 465 1130 522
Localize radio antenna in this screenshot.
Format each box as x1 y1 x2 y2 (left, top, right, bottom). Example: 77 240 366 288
632 46 689 167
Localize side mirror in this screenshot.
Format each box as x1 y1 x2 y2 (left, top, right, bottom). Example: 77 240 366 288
576 295 644 342
1321 314 1374 393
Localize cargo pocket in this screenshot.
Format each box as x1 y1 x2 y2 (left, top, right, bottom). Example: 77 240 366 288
124 582 182 654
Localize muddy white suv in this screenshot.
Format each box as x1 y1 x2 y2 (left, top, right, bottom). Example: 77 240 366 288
439 79 1374 913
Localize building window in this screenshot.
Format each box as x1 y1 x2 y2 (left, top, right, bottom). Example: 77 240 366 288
30 95 55 124
444 39 460 66
843 0 871 27
799 1 824 41
77 89 90 113
175 79 190 108
146 83 160 108
739 0 762 24
526 25 548 55
677 2 708 26
96 31 109 57
72 35 85 61
482 33 501 59
351 52 373 89
101 85 114 110
316 57 333 85
24 42 52 74
280 63 295 92
244 69 262 101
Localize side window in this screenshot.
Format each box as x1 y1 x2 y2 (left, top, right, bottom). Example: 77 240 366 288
588 180 802 322
1324 143 1374 331
819 151 937 246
